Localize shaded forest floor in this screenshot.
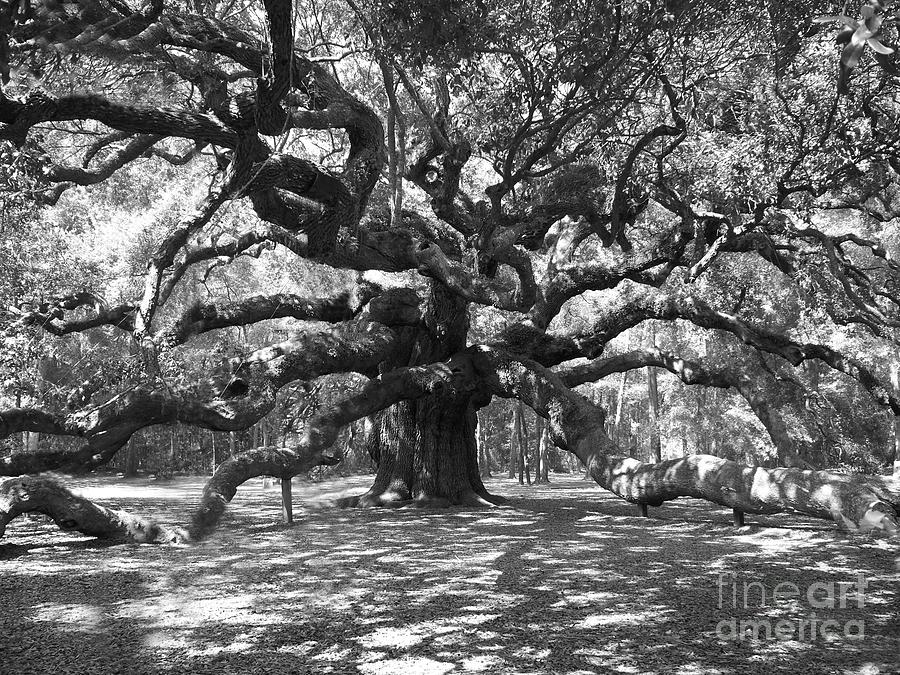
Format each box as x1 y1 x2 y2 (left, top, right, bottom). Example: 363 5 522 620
0 474 897 675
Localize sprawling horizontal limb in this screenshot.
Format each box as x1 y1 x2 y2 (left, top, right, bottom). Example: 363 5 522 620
478 348 900 532
0 356 476 543
0 90 239 147
0 475 187 543
515 285 900 414
0 321 399 475
533 251 682 329
191 358 475 537
161 286 380 346
10 292 135 335
10 276 380 346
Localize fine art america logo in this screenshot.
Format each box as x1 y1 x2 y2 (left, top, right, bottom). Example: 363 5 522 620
715 573 867 642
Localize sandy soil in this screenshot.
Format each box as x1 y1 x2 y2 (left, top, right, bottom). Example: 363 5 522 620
0 474 897 674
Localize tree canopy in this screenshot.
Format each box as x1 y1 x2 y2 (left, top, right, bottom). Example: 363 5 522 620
2 0 900 542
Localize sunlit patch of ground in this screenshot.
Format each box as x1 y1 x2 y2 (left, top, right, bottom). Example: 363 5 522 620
0 474 897 674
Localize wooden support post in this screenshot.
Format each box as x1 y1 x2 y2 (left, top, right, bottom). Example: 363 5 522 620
281 477 294 524
733 508 745 527
639 503 649 518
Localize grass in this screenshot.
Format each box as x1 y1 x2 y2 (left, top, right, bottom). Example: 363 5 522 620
0 473 897 674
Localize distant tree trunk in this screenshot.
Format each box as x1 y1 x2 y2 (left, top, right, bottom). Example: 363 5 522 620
516 406 524 484
508 406 518 478
697 387 708 455
800 358 827 466
343 420 356 474
706 388 718 458
260 422 273 487
614 371 628 444
124 441 139 478
281 477 293 524
533 418 543 484
514 403 530 485
535 420 550 483
341 283 503 507
523 442 531 485
13 391 25 457
159 427 176 478
477 416 491 479
22 431 39 454
646 323 662 462
584 398 594 480
894 425 900 478
18 360 44 455
807 359 821 403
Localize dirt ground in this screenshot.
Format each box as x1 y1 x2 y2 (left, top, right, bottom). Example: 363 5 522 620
0 473 897 674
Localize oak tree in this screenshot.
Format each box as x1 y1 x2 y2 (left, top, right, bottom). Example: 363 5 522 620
2 0 900 542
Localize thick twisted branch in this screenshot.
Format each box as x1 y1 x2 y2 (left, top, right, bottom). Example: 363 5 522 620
510 285 900 414
0 320 399 475
479 349 899 531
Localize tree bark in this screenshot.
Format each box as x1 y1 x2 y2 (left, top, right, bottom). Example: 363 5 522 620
0 475 185 543
340 282 504 507
339 391 501 506
124 441 139 478
281 477 293 523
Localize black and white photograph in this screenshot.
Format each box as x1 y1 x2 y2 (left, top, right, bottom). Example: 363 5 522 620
0 0 898 672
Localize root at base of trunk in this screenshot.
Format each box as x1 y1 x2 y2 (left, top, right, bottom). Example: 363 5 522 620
337 488 508 509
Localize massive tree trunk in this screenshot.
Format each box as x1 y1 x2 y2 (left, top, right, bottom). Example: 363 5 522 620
340 392 501 506
340 283 504 507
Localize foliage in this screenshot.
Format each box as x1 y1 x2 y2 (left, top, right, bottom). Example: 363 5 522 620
1 0 900 525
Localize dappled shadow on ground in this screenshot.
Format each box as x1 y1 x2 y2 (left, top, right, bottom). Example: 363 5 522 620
0 475 897 674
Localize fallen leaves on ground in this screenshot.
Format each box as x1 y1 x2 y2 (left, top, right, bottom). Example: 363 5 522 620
0 474 897 675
